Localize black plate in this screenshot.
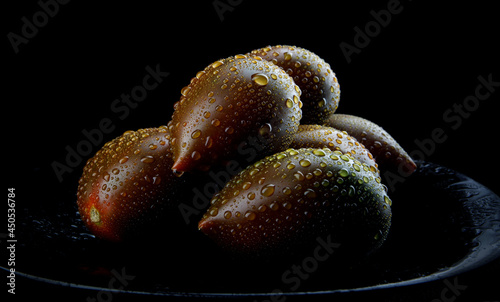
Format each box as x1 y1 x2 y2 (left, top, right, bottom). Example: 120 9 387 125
4 161 500 300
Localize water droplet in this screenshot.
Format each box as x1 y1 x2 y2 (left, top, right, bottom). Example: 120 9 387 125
340 154 350 161
282 187 292 195
224 211 232 219
247 192 256 200
102 173 110 182
141 156 154 163
258 123 272 137
285 99 293 108
251 73 269 86
225 126 234 134
294 171 305 181
339 169 349 178
304 189 317 199
284 52 292 61
149 144 158 150
211 60 224 68
152 176 161 185
276 153 286 160
112 168 120 175
191 129 202 139
209 207 219 216
211 119 221 127
384 196 392 206
196 71 205 79
348 185 356 197
261 184 275 197
191 151 201 160
287 163 296 170
216 105 223 112
313 169 322 176
181 86 191 96
205 136 213 148
204 111 211 118
119 156 129 164
269 203 279 211
245 211 256 221
249 168 259 176
299 159 311 167
313 149 326 157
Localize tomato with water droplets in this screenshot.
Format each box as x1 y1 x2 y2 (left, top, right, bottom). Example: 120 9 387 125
249 45 341 124
291 124 379 174
168 55 302 173
77 127 186 241
324 114 417 175
199 148 391 255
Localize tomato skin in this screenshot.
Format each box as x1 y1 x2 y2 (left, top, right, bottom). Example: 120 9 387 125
169 55 302 173
77 126 185 241
199 148 392 256
291 124 379 174
325 114 417 175
249 45 341 125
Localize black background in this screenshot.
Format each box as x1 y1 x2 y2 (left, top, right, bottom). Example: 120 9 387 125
3 0 500 301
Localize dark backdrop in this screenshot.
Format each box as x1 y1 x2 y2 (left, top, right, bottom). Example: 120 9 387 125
4 1 499 301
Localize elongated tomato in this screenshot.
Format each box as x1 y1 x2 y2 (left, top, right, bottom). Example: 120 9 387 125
169 55 302 173
325 114 417 175
199 148 392 255
77 127 185 241
249 45 340 124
